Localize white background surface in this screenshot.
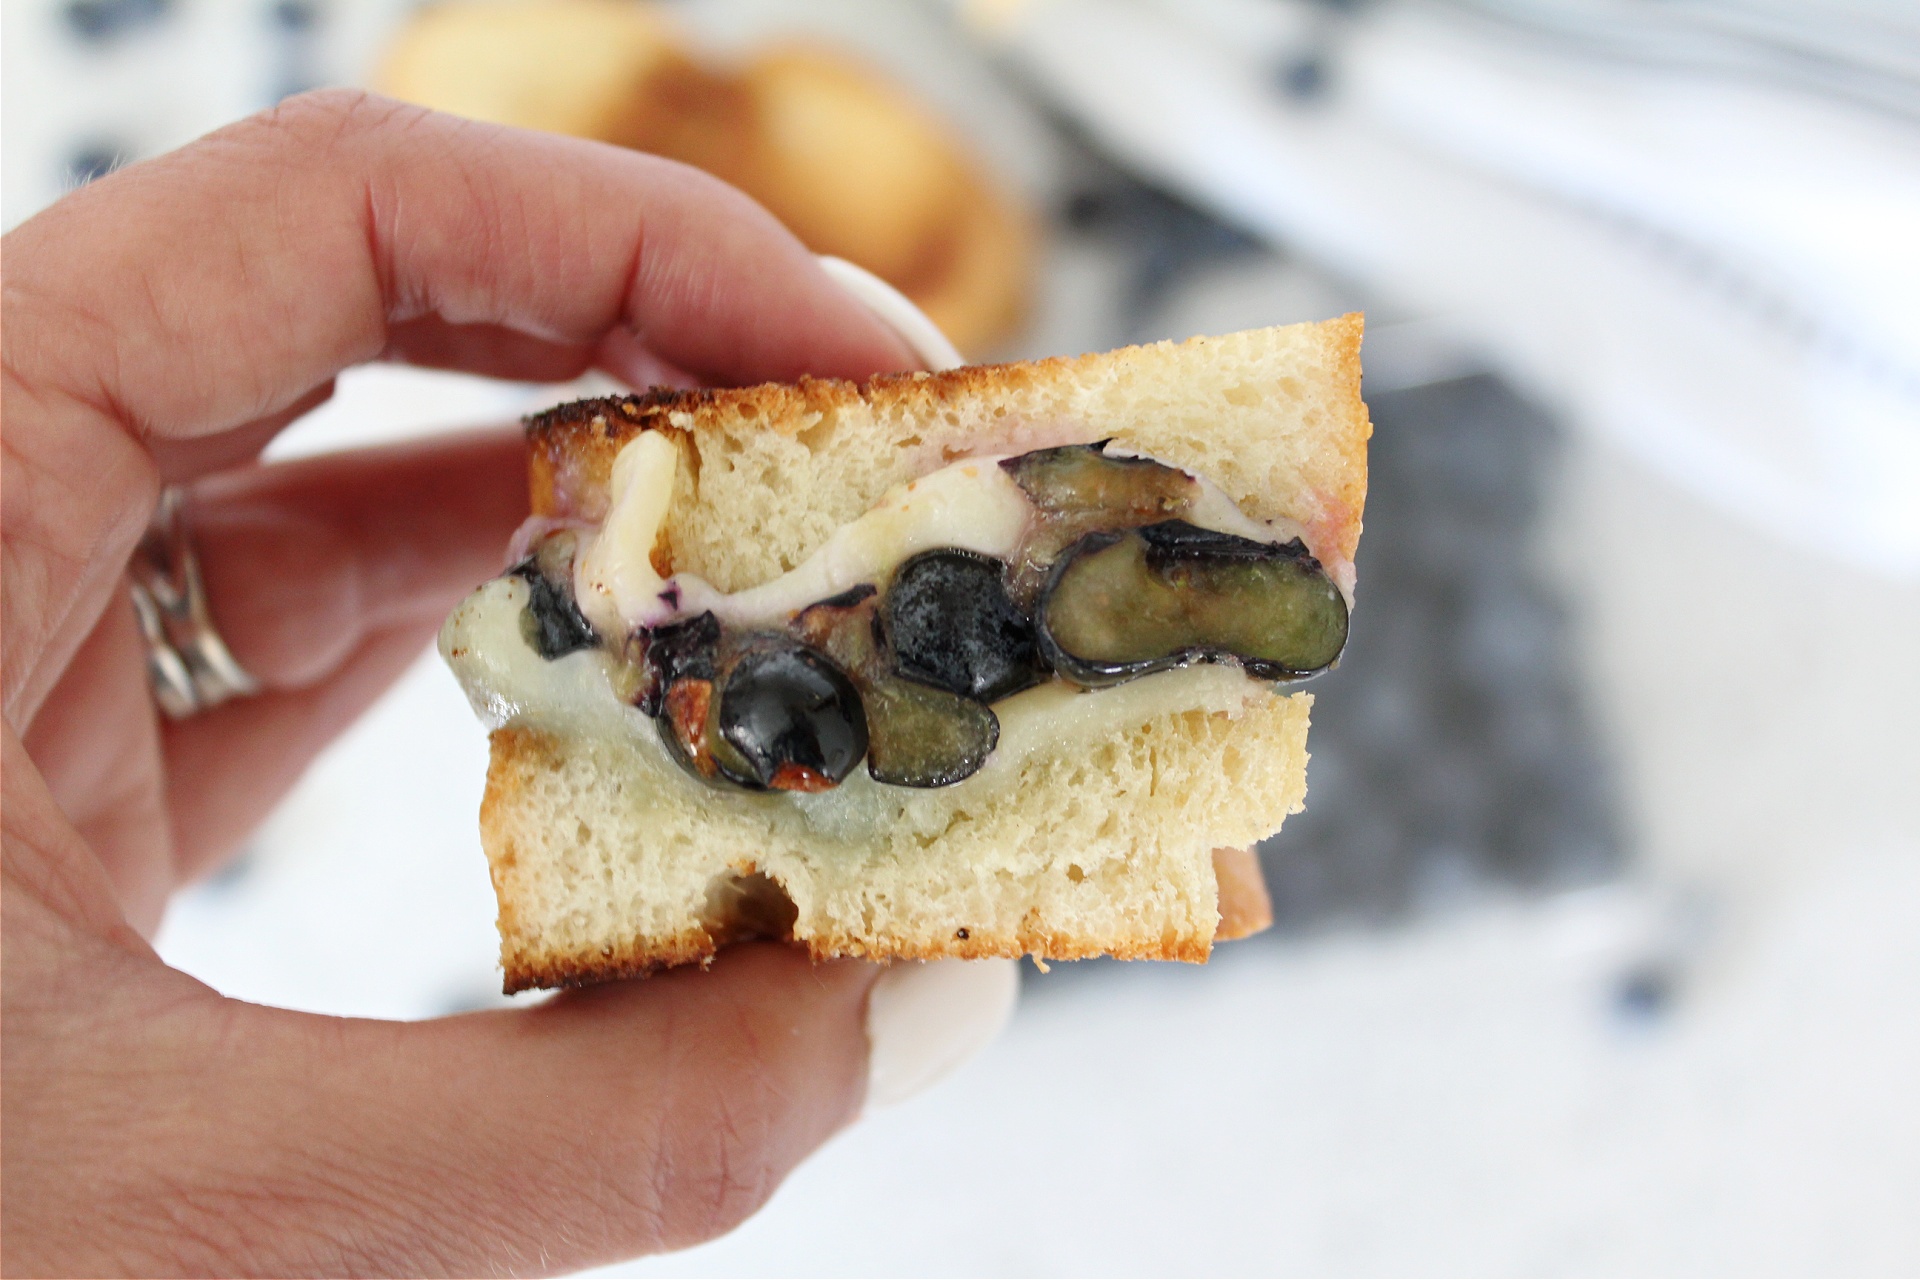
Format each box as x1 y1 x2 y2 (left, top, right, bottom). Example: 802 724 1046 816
611 858 1920 1276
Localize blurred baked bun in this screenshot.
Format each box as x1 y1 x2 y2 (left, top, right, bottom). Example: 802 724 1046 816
377 0 1032 354
380 0 683 142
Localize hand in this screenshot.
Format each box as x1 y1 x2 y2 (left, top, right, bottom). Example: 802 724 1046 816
1 89 919 1275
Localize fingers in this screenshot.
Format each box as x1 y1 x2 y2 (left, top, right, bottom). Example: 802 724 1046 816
17 594 174 932
1 394 159 725
12 941 877 1276
148 381 338 486
19 428 525 914
3 86 914 723
7 87 913 444
327 949 874 1271
316 948 875 1272
187 427 528 689
383 318 598 385
378 319 700 391
23 604 450 926
153 427 529 878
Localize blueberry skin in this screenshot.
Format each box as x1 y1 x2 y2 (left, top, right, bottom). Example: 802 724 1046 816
718 644 869 789
647 612 721 682
513 560 597 661
883 550 1044 703
1136 518 1316 566
1036 520 1348 687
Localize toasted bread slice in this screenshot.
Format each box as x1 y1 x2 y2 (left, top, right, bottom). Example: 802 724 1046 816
469 317 1367 990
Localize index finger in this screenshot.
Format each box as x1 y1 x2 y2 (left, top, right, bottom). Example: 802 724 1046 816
1 88 915 724
7 88 914 439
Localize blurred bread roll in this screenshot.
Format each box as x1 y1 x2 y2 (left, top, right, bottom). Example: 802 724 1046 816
731 47 971 290
907 162 1032 365
377 0 1031 354
380 0 681 141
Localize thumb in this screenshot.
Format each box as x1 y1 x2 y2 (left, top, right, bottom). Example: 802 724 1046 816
12 936 877 1277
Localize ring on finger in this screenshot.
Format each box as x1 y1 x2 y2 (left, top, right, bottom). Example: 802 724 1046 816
129 488 262 719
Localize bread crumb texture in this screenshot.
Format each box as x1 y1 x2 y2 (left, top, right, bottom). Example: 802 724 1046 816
486 694 1310 991
492 317 1366 988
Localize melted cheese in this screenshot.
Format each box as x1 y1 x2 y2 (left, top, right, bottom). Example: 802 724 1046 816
440 435 1332 832
567 434 1345 641
679 459 1033 626
441 576 634 735
574 431 678 638
438 572 1273 840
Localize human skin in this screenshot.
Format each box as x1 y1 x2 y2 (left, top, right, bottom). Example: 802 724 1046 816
1 89 918 1276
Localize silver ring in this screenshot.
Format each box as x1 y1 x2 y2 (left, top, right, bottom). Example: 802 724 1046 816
129 488 262 719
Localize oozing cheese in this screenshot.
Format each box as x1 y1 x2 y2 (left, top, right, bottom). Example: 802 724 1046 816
442 575 632 735
574 431 678 640
437 433 1339 823
679 458 1034 627
438 571 1274 839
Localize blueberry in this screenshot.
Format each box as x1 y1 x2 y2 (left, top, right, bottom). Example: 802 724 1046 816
1039 520 1348 686
717 642 868 792
646 613 721 684
884 550 1043 703
797 584 998 788
513 558 596 660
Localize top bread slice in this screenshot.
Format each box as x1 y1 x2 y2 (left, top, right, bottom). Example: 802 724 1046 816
478 315 1368 990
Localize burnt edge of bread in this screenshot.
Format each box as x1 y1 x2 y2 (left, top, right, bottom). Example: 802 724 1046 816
503 931 721 994
526 358 1068 452
503 930 1217 994
520 365 1062 520
524 314 1367 451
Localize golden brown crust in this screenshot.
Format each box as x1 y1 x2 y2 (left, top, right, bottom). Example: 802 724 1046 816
504 921 1213 992
1318 311 1371 565
503 922 1214 991
801 928 1211 966
503 930 720 994
1212 847 1275 942
503 930 1212 993
524 364 1053 518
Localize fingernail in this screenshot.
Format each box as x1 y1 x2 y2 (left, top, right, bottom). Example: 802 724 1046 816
817 254 967 373
864 957 1019 1109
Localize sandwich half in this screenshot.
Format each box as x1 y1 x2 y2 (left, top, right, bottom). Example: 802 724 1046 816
441 316 1369 991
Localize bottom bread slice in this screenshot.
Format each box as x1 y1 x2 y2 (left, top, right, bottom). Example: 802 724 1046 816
481 684 1312 991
